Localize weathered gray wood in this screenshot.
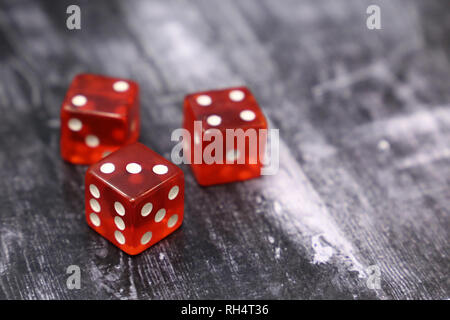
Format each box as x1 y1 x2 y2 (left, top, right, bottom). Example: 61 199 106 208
0 0 448 299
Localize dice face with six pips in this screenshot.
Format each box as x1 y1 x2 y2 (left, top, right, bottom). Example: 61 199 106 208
183 86 268 186
60 73 140 164
85 142 184 255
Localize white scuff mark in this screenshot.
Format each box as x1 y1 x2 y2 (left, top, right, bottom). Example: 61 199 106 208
311 234 334 264
351 106 450 170
312 40 425 100
273 201 282 214
396 147 450 170
349 106 450 144
312 61 391 97
128 259 138 300
268 236 275 244
11 57 42 108
88 261 123 299
376 108 442 137
0 228 24 276
275 247 281 259
159 253 165 261
377 139 390 151
245 140 368 277
0 262 6 276
300 141 337 162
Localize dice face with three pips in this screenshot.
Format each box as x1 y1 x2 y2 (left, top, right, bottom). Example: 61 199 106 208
60 73 140 164
85 142 184 255
183 86 268 186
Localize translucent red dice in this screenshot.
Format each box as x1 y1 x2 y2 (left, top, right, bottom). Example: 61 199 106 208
183 87 268 186
85 142 184 255
60 74 140 164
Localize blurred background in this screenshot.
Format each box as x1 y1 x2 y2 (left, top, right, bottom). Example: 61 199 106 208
0 0 448 299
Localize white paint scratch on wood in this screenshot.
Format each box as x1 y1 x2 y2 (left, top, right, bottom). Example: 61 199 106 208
396 147 450 169
350 106 450 143
311 234 334 264
250 141 367 277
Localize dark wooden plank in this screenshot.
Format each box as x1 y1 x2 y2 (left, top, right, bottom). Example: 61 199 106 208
0 0 448 299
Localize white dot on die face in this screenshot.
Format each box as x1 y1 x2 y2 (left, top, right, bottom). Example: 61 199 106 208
154 208 166 222
207 115 222 126
113 81 129 92
100 162 115 174
239 110 256 122
141 202 153 217
229 90 245 102
141 231 152 245
114 216 125 230
85 135 100 148
114 201 125 216
68 118 82 131
126 162 142 174
152 164 168 175
89 184 100 198
114 230 125 244
168 214 178 228
72 95 87 107
89 213 100 227
168 186 179 200
196 95 212 106
90 199 100 212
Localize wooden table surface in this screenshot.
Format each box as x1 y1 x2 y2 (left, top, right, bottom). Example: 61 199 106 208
0 0 448 300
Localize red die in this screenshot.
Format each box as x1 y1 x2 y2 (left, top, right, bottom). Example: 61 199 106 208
60 74 140 164
183 87 268 186
85 142 184 255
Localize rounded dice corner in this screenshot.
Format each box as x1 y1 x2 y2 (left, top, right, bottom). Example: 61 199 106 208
114 243 150 256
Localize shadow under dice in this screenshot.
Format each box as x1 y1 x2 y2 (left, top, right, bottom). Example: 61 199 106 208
85 142 184 255
183 86 268 186
60 73 140 164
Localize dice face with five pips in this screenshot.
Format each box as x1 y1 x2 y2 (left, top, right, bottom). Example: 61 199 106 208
183 86 268 186
85 142 184 255
60 73 140 164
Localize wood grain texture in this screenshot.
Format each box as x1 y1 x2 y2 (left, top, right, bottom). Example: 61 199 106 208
0 0 449 299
